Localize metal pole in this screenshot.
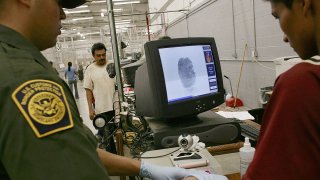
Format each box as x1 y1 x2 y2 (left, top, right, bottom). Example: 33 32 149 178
146 12 151 41
231 0 237 58
252 0 258 58
107 0 124 103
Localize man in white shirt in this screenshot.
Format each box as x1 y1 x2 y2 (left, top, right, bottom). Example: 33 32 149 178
83 42 116 153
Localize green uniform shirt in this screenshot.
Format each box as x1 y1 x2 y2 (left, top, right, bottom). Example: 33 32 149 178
0 25 110 180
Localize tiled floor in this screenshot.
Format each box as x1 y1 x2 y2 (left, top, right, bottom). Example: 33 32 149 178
74 81 97 135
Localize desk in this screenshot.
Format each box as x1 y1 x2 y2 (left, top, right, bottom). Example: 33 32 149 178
142 147 223 174
214 104 250 112
142 147 241 179
214 153 240 180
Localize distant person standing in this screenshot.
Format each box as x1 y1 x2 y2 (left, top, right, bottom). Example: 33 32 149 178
78 65 84 82
49 61 59 74
65 62 79 99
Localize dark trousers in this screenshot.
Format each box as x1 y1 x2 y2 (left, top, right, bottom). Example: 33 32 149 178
98 111 117 154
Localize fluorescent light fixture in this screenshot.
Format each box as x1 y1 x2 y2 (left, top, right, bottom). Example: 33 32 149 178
83 32 101 36
115 19 131 22
65 10 90 14
115 22 131 25
116 26 129 29
63 5 88 11
92 0 105 4
76 5 88 8
114 1 140 5
101 8 123 12
72 17 94 21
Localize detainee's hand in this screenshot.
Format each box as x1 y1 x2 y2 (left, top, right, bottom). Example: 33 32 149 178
89 108 95 120
139 161 227 180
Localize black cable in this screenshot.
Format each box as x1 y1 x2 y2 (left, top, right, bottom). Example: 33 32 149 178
135 147 181 159
129 130 153 156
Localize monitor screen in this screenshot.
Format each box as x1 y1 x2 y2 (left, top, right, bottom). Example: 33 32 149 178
159 45 218 104
134 37 225 119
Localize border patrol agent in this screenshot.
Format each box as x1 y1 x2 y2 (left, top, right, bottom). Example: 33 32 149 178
0 0 111 179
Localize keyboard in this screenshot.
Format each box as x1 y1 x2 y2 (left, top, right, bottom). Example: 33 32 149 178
239 122 260 141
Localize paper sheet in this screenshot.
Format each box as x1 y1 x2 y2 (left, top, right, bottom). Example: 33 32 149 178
216 111 255 120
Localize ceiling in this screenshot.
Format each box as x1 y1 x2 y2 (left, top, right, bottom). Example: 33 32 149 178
58 0 150 54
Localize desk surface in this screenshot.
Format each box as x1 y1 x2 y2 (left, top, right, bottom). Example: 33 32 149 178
214 152 240 175
141 147 241 178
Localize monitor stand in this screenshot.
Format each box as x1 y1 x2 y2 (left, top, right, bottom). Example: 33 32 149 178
145 110 241 149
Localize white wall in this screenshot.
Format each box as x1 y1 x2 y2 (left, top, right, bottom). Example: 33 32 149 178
148 0 297 108
149 0 205 36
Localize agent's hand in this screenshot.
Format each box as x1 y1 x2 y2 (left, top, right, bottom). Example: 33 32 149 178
89 107 95 120
139 161 227 180
182 177 198 180
184 169 228 180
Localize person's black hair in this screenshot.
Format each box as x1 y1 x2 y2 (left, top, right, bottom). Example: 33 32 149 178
91 43 106 56
68 62 72 71
264 0 293 8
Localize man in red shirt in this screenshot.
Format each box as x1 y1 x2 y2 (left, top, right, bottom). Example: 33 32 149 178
244 0 320 179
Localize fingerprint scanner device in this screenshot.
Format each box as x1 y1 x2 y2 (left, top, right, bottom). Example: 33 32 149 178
146 110 241 149
170 151 211 170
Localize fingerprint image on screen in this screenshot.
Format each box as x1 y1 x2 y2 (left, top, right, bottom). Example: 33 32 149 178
178 57 196 88
159 45 212 103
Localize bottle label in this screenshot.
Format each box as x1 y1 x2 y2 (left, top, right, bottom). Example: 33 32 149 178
240 160 251 177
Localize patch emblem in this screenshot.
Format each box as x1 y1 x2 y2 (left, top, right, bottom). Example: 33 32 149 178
12 79 74 138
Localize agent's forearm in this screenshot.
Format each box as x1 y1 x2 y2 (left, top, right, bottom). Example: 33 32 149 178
97 148 141 176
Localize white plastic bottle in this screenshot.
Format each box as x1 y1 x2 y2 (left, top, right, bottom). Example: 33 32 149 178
240 137 255 177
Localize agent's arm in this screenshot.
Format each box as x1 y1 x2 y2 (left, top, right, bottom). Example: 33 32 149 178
97 148 140 176
96 149 227 180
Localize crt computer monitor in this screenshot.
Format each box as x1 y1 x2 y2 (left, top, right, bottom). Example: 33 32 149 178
134 37 225 120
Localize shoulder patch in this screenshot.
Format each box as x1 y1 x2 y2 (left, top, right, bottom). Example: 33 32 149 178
11 79 74 138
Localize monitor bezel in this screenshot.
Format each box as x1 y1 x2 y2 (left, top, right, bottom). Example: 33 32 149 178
143 37 225 118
